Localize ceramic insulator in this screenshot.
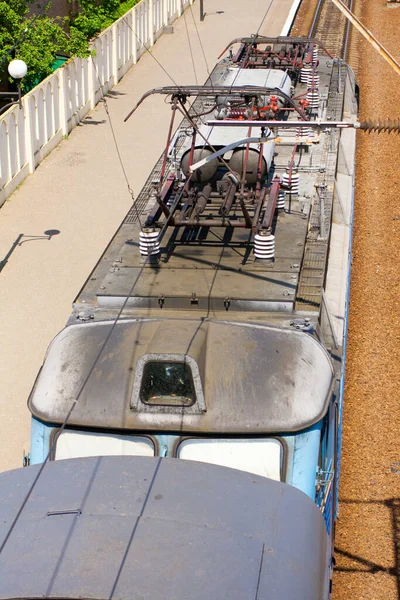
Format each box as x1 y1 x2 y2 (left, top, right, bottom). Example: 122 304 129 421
300 65 312 83
306 88 320 109
298 127 314 138
282 171 300 194
277 190 286 209
308 74 320 87
139 229 160 256
254 232 275 259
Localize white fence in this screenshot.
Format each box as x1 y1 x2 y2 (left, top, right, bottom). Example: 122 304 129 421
0 0 193 206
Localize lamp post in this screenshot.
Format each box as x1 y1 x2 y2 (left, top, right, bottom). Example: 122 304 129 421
0 59 28 116
200 0 204 21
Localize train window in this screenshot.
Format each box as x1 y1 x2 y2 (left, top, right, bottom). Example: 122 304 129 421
140 361 196 406
177 438 282 481
54 430 155 460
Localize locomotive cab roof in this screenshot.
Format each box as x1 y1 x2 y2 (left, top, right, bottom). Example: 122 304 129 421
29 318 333 434
0 455 330 600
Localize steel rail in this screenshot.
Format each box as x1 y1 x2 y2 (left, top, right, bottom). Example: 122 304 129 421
332 0 400 74
308 0 325 38
342 0 354 60
308 0 354 60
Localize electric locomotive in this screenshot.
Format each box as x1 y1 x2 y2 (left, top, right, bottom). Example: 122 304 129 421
5 36 358 598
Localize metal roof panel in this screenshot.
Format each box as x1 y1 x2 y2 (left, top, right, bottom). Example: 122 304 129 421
0 456 328 600
29 318 333 433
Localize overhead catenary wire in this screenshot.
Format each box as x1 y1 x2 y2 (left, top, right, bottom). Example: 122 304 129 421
0 42 175 544
0 6 192 554
0 42 216 550
0 250 150 556
181 0 198 85
121 16 181 88
0 156 196 556
90 56 143 230
228 0 274 94
255 0 274 36
187 2 212 86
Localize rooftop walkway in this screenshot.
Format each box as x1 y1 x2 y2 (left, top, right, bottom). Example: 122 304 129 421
0 0 295 471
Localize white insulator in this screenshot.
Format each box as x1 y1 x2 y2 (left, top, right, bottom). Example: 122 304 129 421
300 65 312 83
254 232 275 259
298 127 314 138
308 74 320 87
312 47 319 64
282 171 300 195
277 190 286 210
139 228 160 256
307 88 320 109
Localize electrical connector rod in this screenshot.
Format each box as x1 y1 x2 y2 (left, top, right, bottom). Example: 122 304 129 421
205 119 400 132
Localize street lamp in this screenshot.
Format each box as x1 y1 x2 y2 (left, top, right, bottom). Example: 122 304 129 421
0 59 28 116
8 59 28 81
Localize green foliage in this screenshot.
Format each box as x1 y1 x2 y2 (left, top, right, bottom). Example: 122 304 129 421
0 0 89 89
0 0 140 90
70 0 139 40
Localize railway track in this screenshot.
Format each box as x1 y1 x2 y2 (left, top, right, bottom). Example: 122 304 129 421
292 0 354 60
293 1 399 599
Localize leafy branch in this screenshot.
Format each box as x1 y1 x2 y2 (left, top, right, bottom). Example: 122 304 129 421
0 0 140 90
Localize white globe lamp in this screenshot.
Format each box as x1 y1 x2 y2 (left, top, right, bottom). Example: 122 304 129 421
8 59 28 80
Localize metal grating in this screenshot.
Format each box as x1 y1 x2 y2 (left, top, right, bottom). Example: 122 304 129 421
296 62 347 310
296 240 327 308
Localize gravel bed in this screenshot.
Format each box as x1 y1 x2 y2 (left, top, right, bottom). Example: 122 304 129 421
293 1 400 598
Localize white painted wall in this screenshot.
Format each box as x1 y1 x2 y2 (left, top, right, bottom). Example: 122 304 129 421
0 0 193 206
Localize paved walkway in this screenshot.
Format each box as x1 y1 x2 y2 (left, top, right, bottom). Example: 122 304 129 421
0 0 295 471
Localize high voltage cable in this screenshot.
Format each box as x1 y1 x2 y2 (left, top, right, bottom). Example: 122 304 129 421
121 16 180 87
0 170 198 555
255 0 274 35
228 0 274 94
90 56 143 230
0 96 201 557
0 253 150 556
188 2 212 87
0 9 185 553
181 0 198 85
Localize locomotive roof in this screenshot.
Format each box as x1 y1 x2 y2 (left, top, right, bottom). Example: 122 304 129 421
0 456 329 600
75 54 339 315
29 318 333 433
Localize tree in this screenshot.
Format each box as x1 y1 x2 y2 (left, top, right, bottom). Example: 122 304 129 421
0 0 140 90
70 0 139 40
0 0 89 90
